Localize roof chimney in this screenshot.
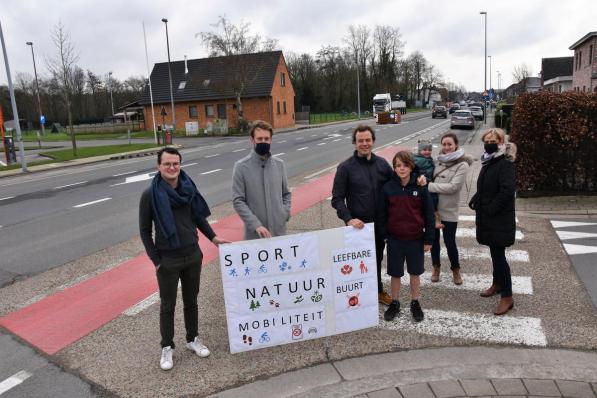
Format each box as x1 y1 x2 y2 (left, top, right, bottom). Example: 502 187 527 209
184 55 188 75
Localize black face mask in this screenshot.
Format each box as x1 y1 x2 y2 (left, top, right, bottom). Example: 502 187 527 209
484 143 499 154
255 142 271 156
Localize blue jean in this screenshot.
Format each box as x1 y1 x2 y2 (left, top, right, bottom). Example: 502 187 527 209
490 246 512 298
431 221 460 269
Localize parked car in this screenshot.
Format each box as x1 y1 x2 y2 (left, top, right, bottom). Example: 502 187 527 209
432 105 447 118
449 103 460 114
450 109 475 129
469 106 484 120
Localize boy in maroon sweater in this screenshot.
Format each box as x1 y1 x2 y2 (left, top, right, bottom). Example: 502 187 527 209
380 151 435 322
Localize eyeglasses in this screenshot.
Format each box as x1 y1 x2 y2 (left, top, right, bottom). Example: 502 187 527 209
161 162 180 168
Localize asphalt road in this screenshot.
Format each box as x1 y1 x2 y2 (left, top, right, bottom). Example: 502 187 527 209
0 113 475 287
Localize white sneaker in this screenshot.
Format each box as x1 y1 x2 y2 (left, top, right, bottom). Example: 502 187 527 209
160 346 173 370
186 337 210 358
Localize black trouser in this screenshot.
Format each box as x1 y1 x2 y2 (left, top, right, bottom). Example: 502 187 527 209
374 228 385 293
156 249 203 348
431 221 460 270
489 246 512 298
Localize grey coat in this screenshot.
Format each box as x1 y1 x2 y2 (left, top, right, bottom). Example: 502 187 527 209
428 154 473 222
232 151 291 240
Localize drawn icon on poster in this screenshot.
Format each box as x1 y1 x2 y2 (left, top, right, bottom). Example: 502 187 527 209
269 299 280 308
292 324 303 340
294 295 304 304
311 290 323 303
359 260 368 274
340 264 353 275
347 293 360 308
243 334 253 345
308 327 318 334
259 332 271 343
249 300 261 311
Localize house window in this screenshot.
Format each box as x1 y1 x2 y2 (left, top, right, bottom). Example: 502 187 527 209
280 72 286 87
217 104 227 119
205 104 215 117
189 105 198 118
590 45 593 64
283 101 287 114
579 51 582 68
276 101 281 115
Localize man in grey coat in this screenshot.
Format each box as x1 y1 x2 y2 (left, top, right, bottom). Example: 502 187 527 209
232 120 291 240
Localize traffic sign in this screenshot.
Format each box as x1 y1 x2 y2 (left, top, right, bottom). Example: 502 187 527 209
40 115 45 125
160 106 167 116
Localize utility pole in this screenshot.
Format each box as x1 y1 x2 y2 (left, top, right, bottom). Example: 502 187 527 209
26 41 45 138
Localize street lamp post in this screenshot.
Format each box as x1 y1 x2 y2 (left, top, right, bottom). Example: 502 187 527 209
480 11 487 124
488 55 492 90
162 18 176 133
356 49 361 119
108 71 114 121
25 41 45 138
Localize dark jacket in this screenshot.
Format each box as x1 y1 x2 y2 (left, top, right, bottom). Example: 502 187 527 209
469 146 517 247
331 151 393 225
139 185 216 267
380 172 435 245
414 154 435 181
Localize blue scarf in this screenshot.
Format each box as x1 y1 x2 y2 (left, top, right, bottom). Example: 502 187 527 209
151 169 211 249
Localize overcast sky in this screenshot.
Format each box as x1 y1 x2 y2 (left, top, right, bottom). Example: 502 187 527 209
1 0 595 93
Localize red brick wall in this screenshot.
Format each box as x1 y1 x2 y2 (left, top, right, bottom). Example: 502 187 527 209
572 36 597 92
269 54 296 129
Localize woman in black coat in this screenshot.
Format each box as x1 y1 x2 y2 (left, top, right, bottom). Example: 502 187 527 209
469 128 517 315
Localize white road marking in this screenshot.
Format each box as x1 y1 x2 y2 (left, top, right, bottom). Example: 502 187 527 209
459 215 518 223
326 196 332 201
53 181 87 190
332 139 341 142
201 169 222 175
445 247 529 262
456 227 524 240
0 196 15 201
551 220 597 228
297 147 308 151
233 148 246 152
311 134 317 137
556 230 597 240
379 308 547 347
208 219 218 224
278 140 287 143
295 137 304 140
110 172 155 186
181 162 197 168
205 154 219 158
0 370 32 394
73 197 111 208
123 292 160 316
562 243 597 255
317 142 326 146
273 153 285 157
112 170 137 177
382 272 533 294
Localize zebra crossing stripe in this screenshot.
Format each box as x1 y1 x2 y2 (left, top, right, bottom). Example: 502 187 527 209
443 247 529 263
382 272 533 295
379 308 547 347
459 215 518 223
556 230 597 240
551 220 597 228
562 243 597 255
456 227 524 240
0 370 32 394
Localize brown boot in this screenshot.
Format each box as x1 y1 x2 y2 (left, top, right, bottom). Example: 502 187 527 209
431 266 440 282
494 296 514 316
480 284 501 298
452 268 463 285
378 291 393 306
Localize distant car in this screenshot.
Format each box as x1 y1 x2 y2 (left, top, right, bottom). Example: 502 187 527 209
469 106 484 120
451 109 475 129
449 103 460 114
432 105 447 118
459 101 466 106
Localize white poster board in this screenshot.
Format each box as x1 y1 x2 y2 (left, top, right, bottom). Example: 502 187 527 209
185 121 199 136
219 223 378 353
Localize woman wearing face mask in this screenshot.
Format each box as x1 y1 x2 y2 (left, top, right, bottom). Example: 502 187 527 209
469 128 517 315
427 133 473 285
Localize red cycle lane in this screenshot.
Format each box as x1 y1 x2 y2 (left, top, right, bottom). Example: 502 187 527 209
0 145 402 355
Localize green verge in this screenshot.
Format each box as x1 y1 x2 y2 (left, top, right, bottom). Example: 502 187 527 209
39 144 157 161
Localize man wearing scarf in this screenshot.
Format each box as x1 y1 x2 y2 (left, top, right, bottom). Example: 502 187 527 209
139 147 229 371
232 120 291 240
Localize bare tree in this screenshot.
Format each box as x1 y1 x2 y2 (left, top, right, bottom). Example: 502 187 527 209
512 63 532 94
46 21 79 154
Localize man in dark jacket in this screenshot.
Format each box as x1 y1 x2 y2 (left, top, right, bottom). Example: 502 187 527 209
331 125 394 305
139 147 229 371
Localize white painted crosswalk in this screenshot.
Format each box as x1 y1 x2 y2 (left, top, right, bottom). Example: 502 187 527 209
551 219 597 257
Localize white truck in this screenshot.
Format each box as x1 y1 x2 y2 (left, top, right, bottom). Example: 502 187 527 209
373 93 406 116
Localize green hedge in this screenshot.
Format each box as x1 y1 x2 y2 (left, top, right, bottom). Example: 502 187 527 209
510 91 597 196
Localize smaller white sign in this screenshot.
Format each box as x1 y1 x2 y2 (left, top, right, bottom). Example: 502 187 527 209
185 121 199 136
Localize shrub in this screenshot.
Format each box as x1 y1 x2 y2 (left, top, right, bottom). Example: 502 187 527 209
510 91 597 196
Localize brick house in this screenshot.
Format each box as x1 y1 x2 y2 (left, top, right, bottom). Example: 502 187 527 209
540 57 573 93
569 31 597 93
138 51 295 131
